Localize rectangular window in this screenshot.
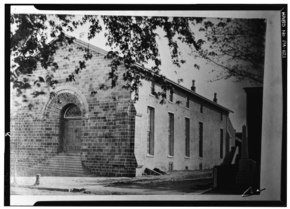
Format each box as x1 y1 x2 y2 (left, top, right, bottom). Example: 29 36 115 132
220 112 223 121
200 104 203 113
186 96 190 108
220 129 224 158
169 90 174 102
185 118 190 157
168 113 174 156
151 81 155 95
199 122 203 157
147 107 155 155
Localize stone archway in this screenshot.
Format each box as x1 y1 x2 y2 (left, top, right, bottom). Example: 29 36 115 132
42 87 88 153
42 86 89 119
36 89 92 176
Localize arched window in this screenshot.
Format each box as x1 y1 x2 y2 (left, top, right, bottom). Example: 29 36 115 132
64 104 82 119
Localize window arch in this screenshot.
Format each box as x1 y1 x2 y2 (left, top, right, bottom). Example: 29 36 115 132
63 104 82 119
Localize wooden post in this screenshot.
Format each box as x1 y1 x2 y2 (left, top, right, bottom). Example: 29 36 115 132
34 174 41 186
236 125 257 190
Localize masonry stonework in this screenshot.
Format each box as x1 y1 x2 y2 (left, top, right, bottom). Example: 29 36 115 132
11 39 137 177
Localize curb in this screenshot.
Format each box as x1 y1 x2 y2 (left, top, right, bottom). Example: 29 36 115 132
11 185 75 192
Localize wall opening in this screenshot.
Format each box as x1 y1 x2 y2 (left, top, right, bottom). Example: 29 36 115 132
60 104 82 153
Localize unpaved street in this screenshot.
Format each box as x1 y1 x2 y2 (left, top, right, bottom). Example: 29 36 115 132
11 170 213 195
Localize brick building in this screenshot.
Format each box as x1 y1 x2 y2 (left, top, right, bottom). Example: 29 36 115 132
10 36 236 177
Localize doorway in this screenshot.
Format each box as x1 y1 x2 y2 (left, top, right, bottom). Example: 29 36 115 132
62 104 82 153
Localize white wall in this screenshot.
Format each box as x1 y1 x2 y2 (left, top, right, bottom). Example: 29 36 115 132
134 80 234 175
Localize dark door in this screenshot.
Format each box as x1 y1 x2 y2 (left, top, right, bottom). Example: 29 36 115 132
63 119 82 152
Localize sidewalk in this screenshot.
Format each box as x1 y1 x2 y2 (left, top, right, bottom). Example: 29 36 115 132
10 170 213 195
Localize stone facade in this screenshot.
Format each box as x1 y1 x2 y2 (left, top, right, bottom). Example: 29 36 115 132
11 39 137 177
10 37 235 177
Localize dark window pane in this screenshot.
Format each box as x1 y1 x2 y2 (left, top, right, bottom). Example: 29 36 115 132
151 81 155 95
169 90 173 102
220 129 224 158
169 113 174 156
185 118 190 157
147 107 155 155
186 96 189 108
199 122 203 157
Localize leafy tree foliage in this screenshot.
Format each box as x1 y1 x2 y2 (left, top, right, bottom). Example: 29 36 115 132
199 18 265 84
10 14 266 107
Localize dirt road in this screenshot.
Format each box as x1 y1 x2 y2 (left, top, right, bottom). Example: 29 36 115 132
10 170 213 195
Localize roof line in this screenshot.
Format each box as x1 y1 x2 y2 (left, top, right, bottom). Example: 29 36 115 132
134 63 233 113
63 34 233 113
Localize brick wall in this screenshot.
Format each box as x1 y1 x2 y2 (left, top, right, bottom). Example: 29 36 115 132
10 110 59 176
10 40 137 177
81 99 137 177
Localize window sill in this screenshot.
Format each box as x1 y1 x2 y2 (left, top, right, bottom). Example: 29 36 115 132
167 155 174 158
146 154 154 158
184 156 190 159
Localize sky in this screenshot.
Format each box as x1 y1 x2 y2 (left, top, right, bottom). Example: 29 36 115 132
62 15 259 131
11 6 266 132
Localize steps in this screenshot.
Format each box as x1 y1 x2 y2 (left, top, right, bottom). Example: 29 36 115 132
20 152 93 177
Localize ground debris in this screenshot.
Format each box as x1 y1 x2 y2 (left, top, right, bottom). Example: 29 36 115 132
144 168 161 176
69 188 86 193
153 168 167 175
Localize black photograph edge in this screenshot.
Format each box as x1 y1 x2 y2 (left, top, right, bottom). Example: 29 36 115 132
4 3 287 207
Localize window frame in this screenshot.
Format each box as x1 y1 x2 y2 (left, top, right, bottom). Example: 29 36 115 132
200 104 203 113
185 117 190 158
147 106 155 156
150 81 155 95
186 96 190 108
168 112 175 157
169 89 174 102
220 129 224 159
199 122 203 158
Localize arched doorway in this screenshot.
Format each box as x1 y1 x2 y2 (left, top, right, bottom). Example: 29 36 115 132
62 104 82 153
